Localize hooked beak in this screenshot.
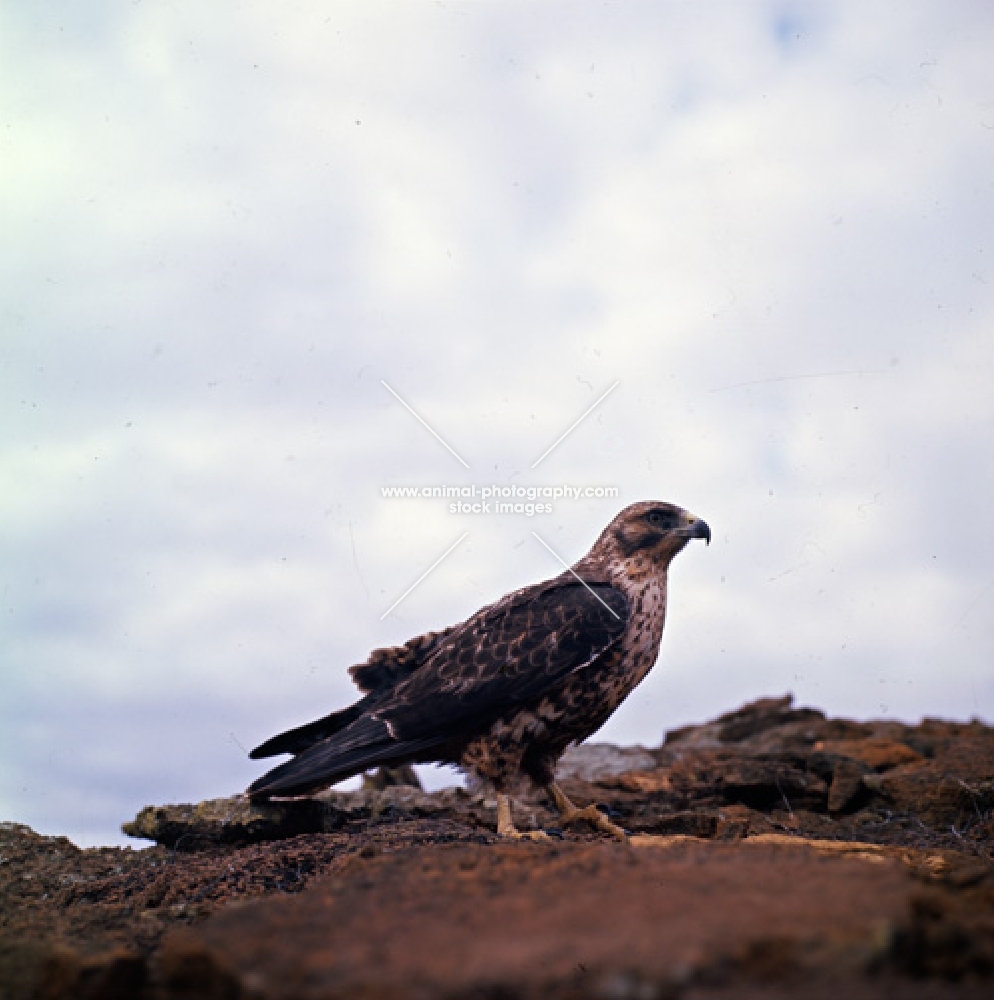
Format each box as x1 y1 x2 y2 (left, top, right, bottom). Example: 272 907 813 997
684 516 711 545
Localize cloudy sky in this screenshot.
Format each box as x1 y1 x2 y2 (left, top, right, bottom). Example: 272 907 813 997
2 1 992 847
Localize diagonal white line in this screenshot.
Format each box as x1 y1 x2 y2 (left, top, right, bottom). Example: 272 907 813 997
530 380 620 469
530 531 621 619
380 531 470 620
381 380 470 469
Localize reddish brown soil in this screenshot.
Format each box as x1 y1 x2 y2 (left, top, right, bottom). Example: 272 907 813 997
155 838 988 1000
2 698 992 999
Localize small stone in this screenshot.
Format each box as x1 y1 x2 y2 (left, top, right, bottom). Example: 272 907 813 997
828 758 870 813
814 738 923 770
862 773 886 793
557 743 658 783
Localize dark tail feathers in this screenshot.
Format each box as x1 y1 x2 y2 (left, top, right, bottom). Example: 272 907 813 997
248 698 370 759
247 715 443 801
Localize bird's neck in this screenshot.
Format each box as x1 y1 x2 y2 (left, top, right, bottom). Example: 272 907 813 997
573 548 670 594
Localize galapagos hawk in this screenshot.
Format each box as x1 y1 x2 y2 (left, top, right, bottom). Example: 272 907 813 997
248 501 710 840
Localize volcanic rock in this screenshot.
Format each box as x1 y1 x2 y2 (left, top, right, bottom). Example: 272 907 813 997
2 696 992 1000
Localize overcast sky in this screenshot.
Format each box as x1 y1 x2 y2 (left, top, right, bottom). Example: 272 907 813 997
2 1 992 847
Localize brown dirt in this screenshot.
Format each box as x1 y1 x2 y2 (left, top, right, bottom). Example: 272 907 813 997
2 696 993 999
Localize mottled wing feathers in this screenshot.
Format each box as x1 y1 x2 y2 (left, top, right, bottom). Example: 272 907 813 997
348 627 459 694
247 580 628 799
378 582 629 741
249 627 459 759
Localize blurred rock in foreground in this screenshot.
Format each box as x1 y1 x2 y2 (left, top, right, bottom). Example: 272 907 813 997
2 696 992 1000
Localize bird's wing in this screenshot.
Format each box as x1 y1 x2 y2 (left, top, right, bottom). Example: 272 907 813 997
249 626 462 759
248 698 372 759
375 579 629 741
348 625 461 694
247 579 628 799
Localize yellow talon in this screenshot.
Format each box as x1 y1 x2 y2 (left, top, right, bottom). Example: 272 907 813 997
496 793 552 841
548 782 628 842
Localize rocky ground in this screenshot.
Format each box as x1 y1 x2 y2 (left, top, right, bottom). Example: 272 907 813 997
2 695 993 999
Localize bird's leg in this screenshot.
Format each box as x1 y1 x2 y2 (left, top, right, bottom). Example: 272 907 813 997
496 793 550 842
547 782 628 842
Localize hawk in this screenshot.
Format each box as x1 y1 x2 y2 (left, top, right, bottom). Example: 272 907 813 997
248 501 710 840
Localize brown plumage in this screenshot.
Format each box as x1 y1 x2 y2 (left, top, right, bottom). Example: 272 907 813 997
248 501 710 839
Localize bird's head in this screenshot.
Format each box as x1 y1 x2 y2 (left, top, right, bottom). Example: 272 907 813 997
580 501 710 580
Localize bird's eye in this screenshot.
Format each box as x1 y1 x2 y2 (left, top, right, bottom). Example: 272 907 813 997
646 509 672 528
